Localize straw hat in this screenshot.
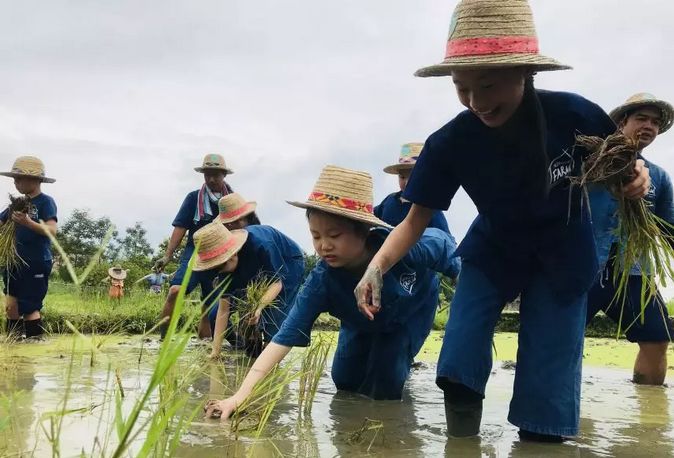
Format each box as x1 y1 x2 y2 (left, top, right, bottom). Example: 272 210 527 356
194 153 234 174
287 165 392 228
383 143 424 174
415 0 570 77
217 193 257 224
0 156 55 183
609 93 674 134
108 265 127 280
192 222 248 271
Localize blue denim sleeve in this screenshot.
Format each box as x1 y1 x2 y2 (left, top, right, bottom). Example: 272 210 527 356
406 228 461 279
271 266 328 347
653 169 674 226
428 210 450 233
172 192 196 228
402 129 460 211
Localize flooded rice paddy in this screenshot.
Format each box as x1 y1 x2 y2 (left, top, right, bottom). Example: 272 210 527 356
1 332 673 457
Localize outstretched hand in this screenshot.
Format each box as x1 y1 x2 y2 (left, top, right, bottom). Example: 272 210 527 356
204 397 238 422
623 159 651 199
354 264 384 321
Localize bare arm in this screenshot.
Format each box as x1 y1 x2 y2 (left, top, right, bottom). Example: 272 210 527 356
204 342 292 420
15 216 57 237
354 204 434 320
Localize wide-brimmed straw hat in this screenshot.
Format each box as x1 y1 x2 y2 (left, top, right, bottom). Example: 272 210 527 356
383 143 424 174
192 222 248 271
609 93 674 134
217 193 257 224
108 265 127 280
415 0 571 77
287 165 392 228
194 153 234 174
0 156 55 183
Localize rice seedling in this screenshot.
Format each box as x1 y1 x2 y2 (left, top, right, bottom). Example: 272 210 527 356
345 418 384 452
0 194 30 271
297 334 332 416
571 132 674 327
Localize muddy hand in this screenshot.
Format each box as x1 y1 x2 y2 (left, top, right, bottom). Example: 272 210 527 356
354 264 383 321
623 159 650 199
204 398 237 421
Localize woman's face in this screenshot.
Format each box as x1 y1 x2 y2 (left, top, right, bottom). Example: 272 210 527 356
218 253 239 273
308 211 368 270
452 67 527 128
225 218 248 230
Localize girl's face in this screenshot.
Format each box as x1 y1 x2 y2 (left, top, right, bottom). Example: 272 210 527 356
398 169 411 192
225 218 248 230
452 68 526 128
308 211 369 270
218 253 239 273
14 176 41 196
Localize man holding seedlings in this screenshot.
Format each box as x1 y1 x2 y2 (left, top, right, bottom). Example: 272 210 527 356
0 156 57 339
588 93 674 385
154 154 234 339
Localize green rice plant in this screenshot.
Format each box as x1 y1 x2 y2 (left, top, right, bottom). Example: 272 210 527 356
572 133 674 329
297 334 332 416
345 418 384 452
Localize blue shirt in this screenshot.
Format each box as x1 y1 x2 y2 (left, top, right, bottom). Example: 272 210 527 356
0 193 57 264
215 224 305 306
272 227 461 347
591 157 674 275
172 184 232 249
404 90 616 301
374 192 450 232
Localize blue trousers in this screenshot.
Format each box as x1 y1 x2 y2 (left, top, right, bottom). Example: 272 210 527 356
437 262 586 436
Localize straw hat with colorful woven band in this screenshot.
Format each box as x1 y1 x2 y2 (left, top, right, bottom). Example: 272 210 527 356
383 143 424 175
609 93 674 135
218 193 257 224
108 265 127 281
415 0 570 77
0 156 56 183
287 165 392 228
192 222 248 271
194 153 234 174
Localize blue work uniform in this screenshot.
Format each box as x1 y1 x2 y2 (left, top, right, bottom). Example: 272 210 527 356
147 272 170 293
208 224 305 342
0 193 57 315
588 158 674 342
272 228 460 400
374 192 450 232
170 184 232 309
404 90 615 436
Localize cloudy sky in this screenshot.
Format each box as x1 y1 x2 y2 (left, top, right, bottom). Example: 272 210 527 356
1 0 673 271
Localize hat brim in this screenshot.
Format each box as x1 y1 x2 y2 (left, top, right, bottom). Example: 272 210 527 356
194 166 234 174
193 229 248 271
0 172 56 183
108 268 127 280
286 200 392 229
383 163 415 175
609 100 674 134
218 202 257 224
414 54 572 78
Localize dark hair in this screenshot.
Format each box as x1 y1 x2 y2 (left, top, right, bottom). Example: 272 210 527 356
305 208 371 238
247 212 262 226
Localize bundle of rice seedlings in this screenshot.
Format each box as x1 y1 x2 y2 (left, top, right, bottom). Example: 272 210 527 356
0 195 30 271
298 333 332 416
234 276 282 356
571 132 674 324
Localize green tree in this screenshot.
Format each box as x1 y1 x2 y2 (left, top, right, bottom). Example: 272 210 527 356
118 222 153 260
56 209 117 268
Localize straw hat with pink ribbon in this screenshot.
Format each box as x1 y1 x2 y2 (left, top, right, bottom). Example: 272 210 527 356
192 222 248 271
415 0 570 77
383 143 424 174
609 93 674 134
217 193 257 224
287 165 392 228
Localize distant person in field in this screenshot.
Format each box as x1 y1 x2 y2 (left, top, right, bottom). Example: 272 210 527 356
0 156 57 339
104 265 127 299
136 270 172 294
375 142 451 232
154 154 234 338
588 93 674 385
190 218 305 359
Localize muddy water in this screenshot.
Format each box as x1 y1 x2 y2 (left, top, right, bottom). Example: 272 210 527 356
1 334 673 457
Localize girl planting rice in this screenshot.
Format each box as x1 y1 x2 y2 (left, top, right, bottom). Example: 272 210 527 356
204 165 460 420
191 220 305 359
0 156 57 339
354 0 651 442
